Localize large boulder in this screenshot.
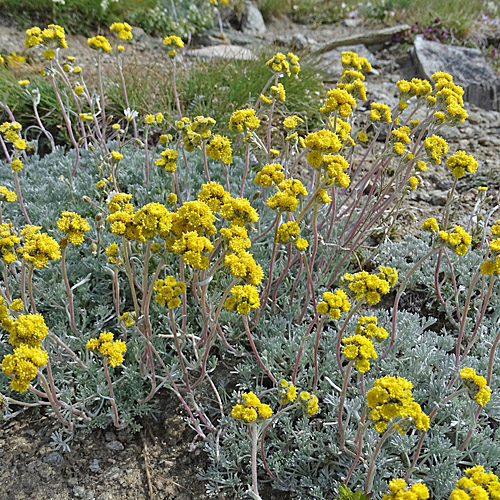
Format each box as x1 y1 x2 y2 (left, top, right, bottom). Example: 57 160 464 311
412 35 500 111
241 2 266 37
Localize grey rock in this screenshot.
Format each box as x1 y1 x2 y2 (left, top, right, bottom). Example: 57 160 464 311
42 452 64 466
479 136 500 146
467 110 483 125
412 35 500 111
187 44 257 61
104 431 116 442
428 190 448 206
106 440 124 452
73 486 86 498
241 2 266 37
192 28 259 47
315 44 378 78
439 126 461 140
67 477 78 487
291 33 308 50
343 18 362 28
89 458 101 472
314 24 410 54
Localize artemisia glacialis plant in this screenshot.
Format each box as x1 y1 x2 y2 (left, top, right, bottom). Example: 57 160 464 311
1 22 500 500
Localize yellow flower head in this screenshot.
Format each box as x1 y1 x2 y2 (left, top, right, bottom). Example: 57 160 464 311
381 480 429 500
163 35 184 57
57 211 91 246
446 150 478 179
367 375 429 434
224 285 260 315
86 331 127 367
17 225 61 268
317 289 351 319
232 392 273 422
87 35 112 52
110 22 133 41
0 186 17 203
153 277 186 309
460 368 491 406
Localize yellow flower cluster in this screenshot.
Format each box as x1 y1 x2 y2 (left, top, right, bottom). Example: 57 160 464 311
170 231 214 269
421 217 439 232
105 242 122 265
337 69 367 101
279 381 319 416
17 225 61 268
224 251 264 285
381 479 429 500
396 78 432 100
220 224 251 253
438 226 472 256
220 197 259 227
155 148 178 172
370 102 392 123
224 284 260 315
446 150 478 179
144 113 164 125
342 335 377 373
86 331 127 367
198 182 232 213
355 315 389 341
424 135 449 165
229 108 260 138
178 116 216 151
1 342 49 392
5 313 48 347
25 24 68 51
320 88 357 117
459 368 492 406
299 390 319 417
320 154 350 188
120 311 135 327
1 311 49 392
304 130 343 167
0 121 27 153
341 51 372 72
481 219 500 275
279 379 298 405
0 223 20 263
57 211 90 246
206 134 233 165
342 266 398 305
275 221 308 251
367 376 430 434
270 82 286 102
283 115 303 130
317 289 351 319
451 466 500 500
266 178 308 213
134 203 173 240
231 391 273 423
87 35 112 52
254 162 285 187
109 22 133 40
153 276 186 309
431 72 468 124
163 35 184 57
265 52 300 77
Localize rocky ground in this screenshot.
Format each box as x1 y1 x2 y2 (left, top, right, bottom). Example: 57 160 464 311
1 10 500 500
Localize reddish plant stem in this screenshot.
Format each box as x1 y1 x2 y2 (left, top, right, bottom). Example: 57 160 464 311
243 316 277 385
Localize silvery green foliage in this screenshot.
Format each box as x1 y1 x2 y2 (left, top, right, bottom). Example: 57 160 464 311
0 145 241 430
201 235 500 499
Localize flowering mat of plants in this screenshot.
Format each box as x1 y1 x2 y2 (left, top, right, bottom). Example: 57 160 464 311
1 17 500 500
